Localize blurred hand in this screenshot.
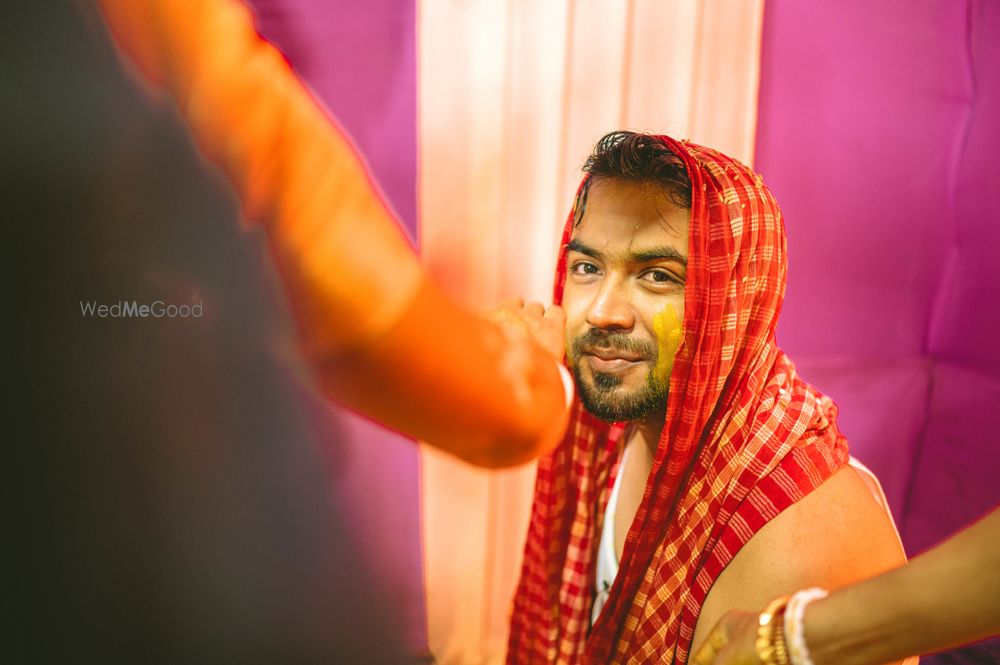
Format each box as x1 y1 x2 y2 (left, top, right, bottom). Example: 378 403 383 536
488 297 566 363
692 610 760 665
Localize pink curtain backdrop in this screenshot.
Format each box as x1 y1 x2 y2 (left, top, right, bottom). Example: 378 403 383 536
417 2 764 661
756 1 1000 661
245 0 427 655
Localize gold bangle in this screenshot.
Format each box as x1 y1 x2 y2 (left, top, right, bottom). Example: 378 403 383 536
755 596 790 665
773 606 791 665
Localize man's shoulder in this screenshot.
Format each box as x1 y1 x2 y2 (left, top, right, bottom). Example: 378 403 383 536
729 464 906 590
692 465 907 653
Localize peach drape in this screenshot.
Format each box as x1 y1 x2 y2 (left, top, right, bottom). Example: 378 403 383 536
418 2 764 662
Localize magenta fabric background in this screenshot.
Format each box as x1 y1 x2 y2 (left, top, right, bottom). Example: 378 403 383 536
757 1 999 660
246 0 426 653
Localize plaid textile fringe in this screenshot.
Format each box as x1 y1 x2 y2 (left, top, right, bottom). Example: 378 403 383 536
508 137 848 664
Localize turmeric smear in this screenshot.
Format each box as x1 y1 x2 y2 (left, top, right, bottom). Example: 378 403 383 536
652 304 683 386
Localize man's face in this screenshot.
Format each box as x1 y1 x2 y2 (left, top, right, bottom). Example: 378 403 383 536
563 178 689 424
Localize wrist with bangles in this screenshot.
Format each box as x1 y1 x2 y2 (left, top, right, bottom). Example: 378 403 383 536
755 588 829 665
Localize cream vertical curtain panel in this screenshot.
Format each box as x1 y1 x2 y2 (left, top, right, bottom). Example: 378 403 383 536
418 1 764 662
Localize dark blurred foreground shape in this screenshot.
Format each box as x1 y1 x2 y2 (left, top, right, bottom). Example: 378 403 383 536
6 2 411 662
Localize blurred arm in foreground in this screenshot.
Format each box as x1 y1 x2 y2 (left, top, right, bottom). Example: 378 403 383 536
97 0 571 468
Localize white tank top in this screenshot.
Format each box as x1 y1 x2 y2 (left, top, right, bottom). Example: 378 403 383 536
592 445 629 625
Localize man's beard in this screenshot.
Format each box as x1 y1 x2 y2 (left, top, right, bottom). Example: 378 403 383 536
569 328 669 423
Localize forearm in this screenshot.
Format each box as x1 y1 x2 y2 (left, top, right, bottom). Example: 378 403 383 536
806 509 1000 665
99 0 423 353
318 278 571 467
98 0 571 466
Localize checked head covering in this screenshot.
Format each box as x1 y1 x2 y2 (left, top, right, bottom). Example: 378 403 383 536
507 136 849 664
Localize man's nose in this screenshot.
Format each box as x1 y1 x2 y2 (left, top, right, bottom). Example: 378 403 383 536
586 276 634 331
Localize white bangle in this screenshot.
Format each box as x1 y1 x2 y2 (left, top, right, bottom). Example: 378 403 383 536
784 587 828 665
557 364 575 409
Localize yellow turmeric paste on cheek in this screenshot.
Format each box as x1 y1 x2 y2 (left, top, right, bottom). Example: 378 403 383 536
652 305 683 385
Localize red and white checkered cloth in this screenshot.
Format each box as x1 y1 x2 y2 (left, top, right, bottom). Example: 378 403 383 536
508 137 849 664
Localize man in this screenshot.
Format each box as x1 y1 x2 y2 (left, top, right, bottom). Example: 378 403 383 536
508 132 907 663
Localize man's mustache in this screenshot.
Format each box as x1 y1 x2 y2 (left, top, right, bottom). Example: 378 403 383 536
571 328 657 361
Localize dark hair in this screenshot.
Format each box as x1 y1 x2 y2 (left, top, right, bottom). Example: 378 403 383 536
578 131 692 218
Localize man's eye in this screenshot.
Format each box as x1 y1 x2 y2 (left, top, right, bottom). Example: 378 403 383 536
571 262 600 275
642 269 679 285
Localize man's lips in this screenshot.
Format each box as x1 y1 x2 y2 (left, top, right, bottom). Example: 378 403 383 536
587 348 642 362
583 348 646 372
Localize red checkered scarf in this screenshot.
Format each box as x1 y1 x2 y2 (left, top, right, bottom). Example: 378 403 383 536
507 137 849 664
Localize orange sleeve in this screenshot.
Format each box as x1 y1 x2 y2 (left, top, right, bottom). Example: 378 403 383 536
98 0 569 467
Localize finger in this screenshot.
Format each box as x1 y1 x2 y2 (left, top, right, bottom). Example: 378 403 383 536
542 304 566 326
496 296 525 311
692 639 717 665
522 302 544 321
711 624 728 649
693 617 733 665
693 623 726 665
713 643 746 665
